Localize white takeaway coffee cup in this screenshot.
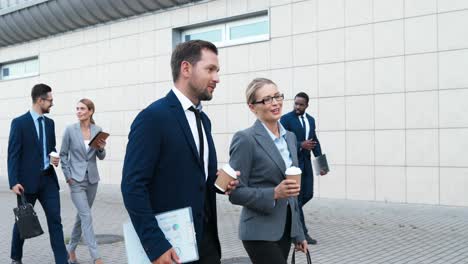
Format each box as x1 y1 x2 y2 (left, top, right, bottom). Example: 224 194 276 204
215 164 237 192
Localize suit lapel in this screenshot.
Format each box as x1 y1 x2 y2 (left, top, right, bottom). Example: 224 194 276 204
285 132 298 167
74 123 88 156
26 112 42 154
201 113 216 181
166 91 203 171
44 117 51 154
253 120 286 175
87 124 99 155
306 114 315 139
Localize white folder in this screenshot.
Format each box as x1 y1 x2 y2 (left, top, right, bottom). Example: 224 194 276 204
123 207 199 263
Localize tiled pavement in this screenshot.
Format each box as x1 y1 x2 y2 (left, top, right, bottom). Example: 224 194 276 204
1 179 467 264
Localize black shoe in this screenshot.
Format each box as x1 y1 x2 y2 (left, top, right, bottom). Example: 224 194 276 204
305 234 317 245
11 260 22 264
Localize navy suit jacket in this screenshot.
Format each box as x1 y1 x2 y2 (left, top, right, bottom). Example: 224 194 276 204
280 111 322 163
8 112 59 193
121 90 220 262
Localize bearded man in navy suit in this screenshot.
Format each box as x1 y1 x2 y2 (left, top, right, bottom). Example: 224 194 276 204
280 92 327 245
121 40 238 264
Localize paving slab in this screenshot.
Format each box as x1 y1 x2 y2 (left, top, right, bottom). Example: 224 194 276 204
0 179 467 264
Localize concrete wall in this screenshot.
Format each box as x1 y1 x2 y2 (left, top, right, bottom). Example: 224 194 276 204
1 0 467 206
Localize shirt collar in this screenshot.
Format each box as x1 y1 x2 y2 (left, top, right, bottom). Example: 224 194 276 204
172 87 203 112
29 109 43 121
261 121 287 141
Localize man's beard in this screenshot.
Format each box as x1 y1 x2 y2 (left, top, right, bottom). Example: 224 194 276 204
41 106 50 114
295 109 304 115
190 81 213 102
199 90 213 101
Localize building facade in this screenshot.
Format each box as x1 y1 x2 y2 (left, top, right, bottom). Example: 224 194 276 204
1 0 467 206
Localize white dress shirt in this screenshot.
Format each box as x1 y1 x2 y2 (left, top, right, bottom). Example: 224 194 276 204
84 140 90 151
298 114 310 140
172 88 209 179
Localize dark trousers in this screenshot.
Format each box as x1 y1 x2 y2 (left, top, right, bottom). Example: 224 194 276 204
11 171 68 264
298 159 314 235
242 207 292 264
197 218 221 264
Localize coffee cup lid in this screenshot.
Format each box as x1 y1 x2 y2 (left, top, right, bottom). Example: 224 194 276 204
222 164 237 179
285 166 301 175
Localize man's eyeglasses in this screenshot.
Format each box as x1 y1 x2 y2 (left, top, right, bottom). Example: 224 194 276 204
41 97 53 103
252 94 284 105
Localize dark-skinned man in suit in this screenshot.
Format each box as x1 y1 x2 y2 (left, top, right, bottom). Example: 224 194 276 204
281 92 327 245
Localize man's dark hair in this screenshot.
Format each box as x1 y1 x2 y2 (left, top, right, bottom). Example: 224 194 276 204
171 40 218 82
31 83 52 103
295 92 309 104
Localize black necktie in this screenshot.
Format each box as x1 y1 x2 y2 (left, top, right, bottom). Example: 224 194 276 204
189 106 204 169
189 107 212 223
300 115 307 139
38 116 45 166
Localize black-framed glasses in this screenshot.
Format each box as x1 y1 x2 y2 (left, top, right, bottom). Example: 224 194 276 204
41 97 53 103
252 94 284 105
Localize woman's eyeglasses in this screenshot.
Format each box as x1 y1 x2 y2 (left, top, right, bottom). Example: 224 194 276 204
252 94 285 105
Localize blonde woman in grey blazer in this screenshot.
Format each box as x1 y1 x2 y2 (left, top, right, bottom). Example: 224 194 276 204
60 98 106 264
229 78 308 264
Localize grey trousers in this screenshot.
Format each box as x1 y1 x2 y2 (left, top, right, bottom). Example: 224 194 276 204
67 176 100 260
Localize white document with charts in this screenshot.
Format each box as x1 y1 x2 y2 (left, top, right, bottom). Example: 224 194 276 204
123 207 199 264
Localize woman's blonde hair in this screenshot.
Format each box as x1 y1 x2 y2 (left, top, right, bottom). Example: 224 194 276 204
245 78 277 104
79 98 96 124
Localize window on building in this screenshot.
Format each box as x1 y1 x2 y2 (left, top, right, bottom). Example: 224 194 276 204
0 57 39 80
181 15 269 47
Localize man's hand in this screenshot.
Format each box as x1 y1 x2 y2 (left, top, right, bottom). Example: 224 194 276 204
152 248 181 264
224 171 240 195
12 184 24 195
320 170 327 176
300 140 314 151
310 140 317 149
295 240 308 253
51 157 60 167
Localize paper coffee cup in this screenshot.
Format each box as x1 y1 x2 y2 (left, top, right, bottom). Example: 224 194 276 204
49 151 59 165
285 166 302 186
215 164 237 192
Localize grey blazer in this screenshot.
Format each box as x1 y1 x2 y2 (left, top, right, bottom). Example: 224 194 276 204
229 120 305 243
60 123 106 184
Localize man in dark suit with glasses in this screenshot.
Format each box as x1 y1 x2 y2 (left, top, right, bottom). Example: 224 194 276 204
8 84 68 264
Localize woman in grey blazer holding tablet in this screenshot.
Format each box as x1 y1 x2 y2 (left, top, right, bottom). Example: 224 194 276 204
228 78 308 264
60 98 106 264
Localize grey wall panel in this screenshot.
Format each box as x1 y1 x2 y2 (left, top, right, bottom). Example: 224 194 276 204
0 0 201 47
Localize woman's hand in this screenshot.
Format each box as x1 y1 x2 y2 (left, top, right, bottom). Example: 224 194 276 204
295 240 308 253
96 138 106 150
274 179 300 199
